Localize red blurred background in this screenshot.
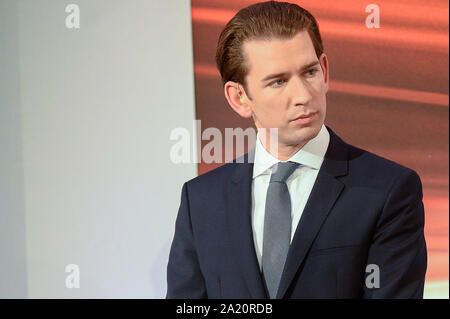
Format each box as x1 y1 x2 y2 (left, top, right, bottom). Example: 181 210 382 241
190 0 449 297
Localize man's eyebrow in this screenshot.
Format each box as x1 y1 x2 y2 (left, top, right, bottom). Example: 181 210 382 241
260 61 320 83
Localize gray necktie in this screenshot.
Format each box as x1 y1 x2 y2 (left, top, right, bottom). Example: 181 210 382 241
262 161 299 299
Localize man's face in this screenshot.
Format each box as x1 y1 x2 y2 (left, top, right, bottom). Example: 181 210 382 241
242 31 328 148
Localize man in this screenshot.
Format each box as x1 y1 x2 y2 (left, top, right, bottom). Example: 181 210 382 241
166 1 427 299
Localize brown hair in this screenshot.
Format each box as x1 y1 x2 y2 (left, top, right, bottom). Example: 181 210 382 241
215 1 324 95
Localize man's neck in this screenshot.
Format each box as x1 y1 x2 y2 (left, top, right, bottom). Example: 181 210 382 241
260 137 307 161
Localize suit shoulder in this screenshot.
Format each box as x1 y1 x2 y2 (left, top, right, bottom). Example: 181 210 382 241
346 144 420 181
184 161 238 190
328 127 419 180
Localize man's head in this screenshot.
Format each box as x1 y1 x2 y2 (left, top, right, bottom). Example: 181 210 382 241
215 1 329 157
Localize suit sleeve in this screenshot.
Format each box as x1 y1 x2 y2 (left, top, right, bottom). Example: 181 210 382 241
363 169 427 299
166 182 207 298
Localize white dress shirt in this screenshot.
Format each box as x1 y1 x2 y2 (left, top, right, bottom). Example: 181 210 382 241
251 124 330 270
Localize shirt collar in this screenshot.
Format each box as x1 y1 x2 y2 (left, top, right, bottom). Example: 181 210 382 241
252 124 330 178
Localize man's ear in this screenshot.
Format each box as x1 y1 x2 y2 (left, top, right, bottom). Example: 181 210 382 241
224 81 253 118
319 53 329 93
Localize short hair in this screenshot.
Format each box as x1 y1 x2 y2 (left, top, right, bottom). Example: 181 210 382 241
215 1 324 91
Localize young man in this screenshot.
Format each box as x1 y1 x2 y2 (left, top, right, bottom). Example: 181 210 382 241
167 1 427 299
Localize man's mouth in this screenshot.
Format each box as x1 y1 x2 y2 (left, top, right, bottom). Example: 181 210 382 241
290 112 317 124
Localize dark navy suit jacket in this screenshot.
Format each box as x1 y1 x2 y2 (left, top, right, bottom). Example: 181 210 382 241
166 126 427 299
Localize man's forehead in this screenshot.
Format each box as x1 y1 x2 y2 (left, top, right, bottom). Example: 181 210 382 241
242 31 317 76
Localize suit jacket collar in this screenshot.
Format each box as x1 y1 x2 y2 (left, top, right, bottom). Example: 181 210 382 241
226 125 349 298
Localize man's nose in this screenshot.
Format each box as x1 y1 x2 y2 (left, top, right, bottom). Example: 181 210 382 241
289 76 313 106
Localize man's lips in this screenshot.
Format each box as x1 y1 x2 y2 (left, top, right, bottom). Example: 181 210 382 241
291 112 317 121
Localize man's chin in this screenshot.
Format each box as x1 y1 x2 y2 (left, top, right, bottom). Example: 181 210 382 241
278 126 319 146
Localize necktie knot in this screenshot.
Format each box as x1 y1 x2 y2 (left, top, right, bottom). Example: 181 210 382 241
270 161 300 183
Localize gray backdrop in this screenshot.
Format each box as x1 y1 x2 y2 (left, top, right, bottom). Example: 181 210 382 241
0 0 197 298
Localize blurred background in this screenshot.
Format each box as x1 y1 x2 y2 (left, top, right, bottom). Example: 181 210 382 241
0 0 448 298
191 0 448 298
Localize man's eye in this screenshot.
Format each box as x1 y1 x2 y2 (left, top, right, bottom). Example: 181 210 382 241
305 69 318 77
270 79 285 87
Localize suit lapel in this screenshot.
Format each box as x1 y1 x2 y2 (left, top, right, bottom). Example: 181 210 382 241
226 149 267 299
276 126 349 298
